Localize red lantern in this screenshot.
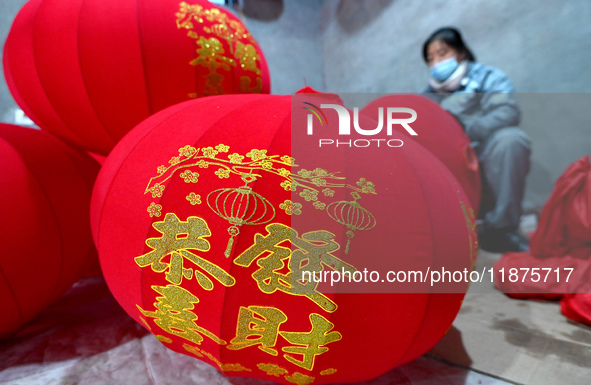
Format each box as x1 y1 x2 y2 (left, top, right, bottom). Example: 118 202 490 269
361 94 481 211
0 123 100 338
3 0 270 156
91 94 476 384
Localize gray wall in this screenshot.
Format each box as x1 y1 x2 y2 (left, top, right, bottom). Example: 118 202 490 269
0 0 27 123
321 0 591 210
322 0 591 93
1 0 590 210
242 0 325 94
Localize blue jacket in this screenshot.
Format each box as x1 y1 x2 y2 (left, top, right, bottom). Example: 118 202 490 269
423 62 521 144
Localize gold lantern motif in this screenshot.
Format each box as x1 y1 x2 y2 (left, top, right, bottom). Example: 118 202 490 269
327 192 376 254
145 144 379 259
207 174 275 257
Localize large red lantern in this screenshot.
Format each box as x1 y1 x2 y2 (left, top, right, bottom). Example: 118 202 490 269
91 94 476 384
0 123 100 338
361 94 481 211
3 0 270 155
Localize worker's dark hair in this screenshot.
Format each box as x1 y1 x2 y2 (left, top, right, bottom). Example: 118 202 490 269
422 27 476 63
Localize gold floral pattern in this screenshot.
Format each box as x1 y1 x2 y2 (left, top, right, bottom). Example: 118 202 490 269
311 178 327 186
261 160 273 169
246 149 267 161
215 168 230 178
179 145 198 157
186 192 202 205
180 170 200 183
299 189 318 202
279 200 302 215
228 153 244 163
313 201 326 210
281 180 295 191
216 144 230 153
147 202 162 217
202 147 219 158
280 155 295 165
149 183 165 198
357 178 376 194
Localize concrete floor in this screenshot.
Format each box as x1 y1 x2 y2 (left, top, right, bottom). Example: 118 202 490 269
431 250 591 385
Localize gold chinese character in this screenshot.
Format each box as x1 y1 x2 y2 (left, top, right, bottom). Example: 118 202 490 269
135 213 235 290
234 223 355 312
191 37 236 72
235 42 261 75
228 306 287 355
239 76 262 94
138 285 225 345
280 313 341 371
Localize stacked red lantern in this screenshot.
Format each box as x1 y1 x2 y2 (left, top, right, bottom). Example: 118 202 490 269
0 123 99 338
3 0 270 155
91 93 477 384
361 94 481 211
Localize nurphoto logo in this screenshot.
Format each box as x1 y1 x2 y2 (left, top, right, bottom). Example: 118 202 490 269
303 103 418 148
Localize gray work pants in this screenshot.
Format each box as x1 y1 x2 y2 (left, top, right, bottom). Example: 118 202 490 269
476 127 531 230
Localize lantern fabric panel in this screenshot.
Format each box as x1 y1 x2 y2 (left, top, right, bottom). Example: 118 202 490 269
2 0 82 146
33 0 118 152
92 94 474 384
0 124 100 338
77 0 153 137
394 139 477 364
0 136 59 336
4 0 271 155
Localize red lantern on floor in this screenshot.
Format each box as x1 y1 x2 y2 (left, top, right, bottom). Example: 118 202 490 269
0 124 100 338
361 94 481 211
91 94 476 384
3 0 270 155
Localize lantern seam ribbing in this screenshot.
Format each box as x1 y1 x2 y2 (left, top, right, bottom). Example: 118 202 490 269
27 0 90 149
0 133 64 321
74 0 119 148
134 0 155 117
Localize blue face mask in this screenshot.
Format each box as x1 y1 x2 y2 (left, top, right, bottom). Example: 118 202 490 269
430 57 459 82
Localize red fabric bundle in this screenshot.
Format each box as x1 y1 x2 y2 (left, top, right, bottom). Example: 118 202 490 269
494 156 591 324
530 156 591 257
